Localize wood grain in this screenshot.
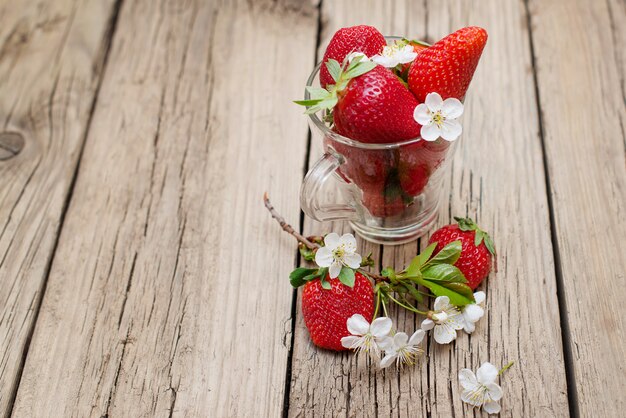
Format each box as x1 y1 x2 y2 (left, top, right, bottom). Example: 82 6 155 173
0 0 117 415
288 1 570 417
529 0 626 415
11 0 318 416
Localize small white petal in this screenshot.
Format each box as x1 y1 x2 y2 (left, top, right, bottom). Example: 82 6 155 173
380 353 397 369
483 401 501 414
425 92 443 112
477 362 499 385
341 335 361 349
371 54 399 68
464 304 485 323
343 253 362 269
461 389 484 407
394 332 409 347
420 123 441 141
323 232 341 249
408 329 425 346
433 323 457 344
463 320 476 334
329 261 342 279
347 314 370 335
485 382 503 401
433 296 451 311
474 291 486 304
314 247 333 267
458 369 478 390
396 45 418 63
414 104 432 125
370 317 393 338
377 336 395 352
432 311 449 323
421 318 435 331
441 97 464 118
440 119 462 141
340 233 357 249
447 313 467 330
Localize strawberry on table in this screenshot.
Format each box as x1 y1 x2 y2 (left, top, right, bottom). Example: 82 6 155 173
428 217 496 290
301 272 375 351
408 26 488 103
319 25 386 88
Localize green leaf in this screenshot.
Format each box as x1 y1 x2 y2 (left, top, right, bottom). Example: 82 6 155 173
422 263 467 283
381 267 396 280
305 86 329 100
289 267 318 288
483 234 496 256
344 61 376 79
338 267 356 287
326 59 342 82
454 216 477 231
294 99 322 106
420 280 475 306
428 240 462 266
405 284 424 302
407 242 437 275
320 276 331 290
298 244 316 261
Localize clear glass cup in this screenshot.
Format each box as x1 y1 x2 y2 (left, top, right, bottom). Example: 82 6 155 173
300 39 460 245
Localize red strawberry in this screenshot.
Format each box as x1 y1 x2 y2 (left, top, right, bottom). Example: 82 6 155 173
428 217 496 290
320 25 386 88
408 26 487 103
333 66 421 143
398 142 431 196
301 272 375 351
362 189 405 218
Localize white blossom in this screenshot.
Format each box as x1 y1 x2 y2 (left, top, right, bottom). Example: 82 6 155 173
413 92 464 141
462 291 486 334
379 330 425 368
459 362 504 414
314 233 362 278
341 314 392 356
371 42 417 68
420 296 465 344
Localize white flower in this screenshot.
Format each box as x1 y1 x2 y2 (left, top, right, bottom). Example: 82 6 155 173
462 291 486 333
346 51 370 63
371 42 417 68
314 233 362 278
379 330 425 368
341 314 392 356
413 92 464 141
420 296 465 344
459 362 503 414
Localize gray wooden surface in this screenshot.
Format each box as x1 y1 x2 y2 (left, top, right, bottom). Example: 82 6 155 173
0 0 624 417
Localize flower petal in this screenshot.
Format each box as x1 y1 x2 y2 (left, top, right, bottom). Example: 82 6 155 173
379 353 397 369
371 54 398 68
483 401 501 414
463 320 476 334
474 291 486 305
461 389 483 407
463 304 485 324
370 317 393 338
485 382 503 401
343 253 362 269
425 92 443 112
447 312 466 330
420 123 441 141
314 246 333 267
458 369 478 390
341 335 361 349
433 296 451 311
394 332 409 347
433 323 457 344
323 232 340 249
441 97 464 118
477 362 499 384
340 233 357 250
421 318 435 331
432 311 449 323
377 336 395 352
329 261 342 279
347 314 370 335
413 104 432 125
397 45 418 63
408 329 425 346
440 119 462 141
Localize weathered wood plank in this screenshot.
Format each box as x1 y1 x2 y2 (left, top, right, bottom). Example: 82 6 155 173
11 0 318 416
529 0 626 415
0 0 118 415
289 1 570 417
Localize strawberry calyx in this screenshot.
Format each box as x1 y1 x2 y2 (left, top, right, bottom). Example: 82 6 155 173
294 55 376 115
453 216 496 256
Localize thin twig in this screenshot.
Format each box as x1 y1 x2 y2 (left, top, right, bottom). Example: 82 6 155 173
264 192 319 249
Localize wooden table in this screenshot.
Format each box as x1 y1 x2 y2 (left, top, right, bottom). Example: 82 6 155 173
0 0 624 416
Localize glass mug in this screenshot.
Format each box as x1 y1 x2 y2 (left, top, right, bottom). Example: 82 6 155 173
300 40 460 245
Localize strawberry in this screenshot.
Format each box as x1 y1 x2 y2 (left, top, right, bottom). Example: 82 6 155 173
301 272 374 351
332 65 421 143
397 142 431 196
408 26 487 103
428 217 496 290
362 189 405 218
320 25 386 88
297 58 421 144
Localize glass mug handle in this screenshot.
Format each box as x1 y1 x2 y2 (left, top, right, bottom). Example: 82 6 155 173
300 153 359 222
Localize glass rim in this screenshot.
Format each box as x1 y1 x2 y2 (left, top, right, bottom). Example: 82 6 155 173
305 35 425 150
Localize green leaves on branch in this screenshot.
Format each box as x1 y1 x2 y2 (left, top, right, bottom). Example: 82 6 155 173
454 216 496 256
289 265 357 289
294 56 376 115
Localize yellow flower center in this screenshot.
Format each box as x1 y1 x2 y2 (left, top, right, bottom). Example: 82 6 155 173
432 111 445 128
